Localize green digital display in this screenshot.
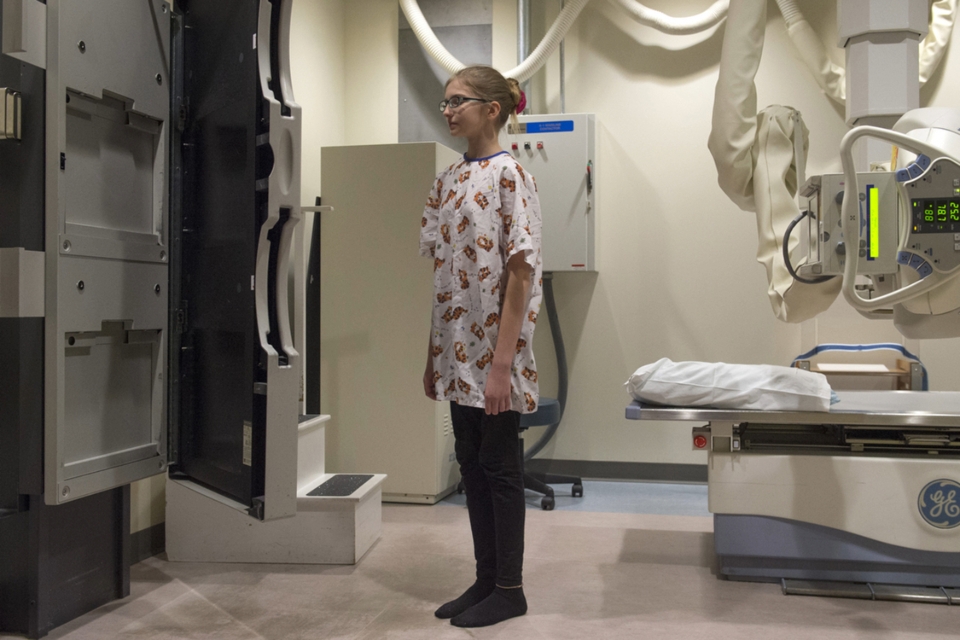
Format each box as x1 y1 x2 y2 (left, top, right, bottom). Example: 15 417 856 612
912 197 960 234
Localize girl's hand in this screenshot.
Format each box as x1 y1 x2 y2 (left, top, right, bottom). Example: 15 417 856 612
484 364 512 415
423 361 438 400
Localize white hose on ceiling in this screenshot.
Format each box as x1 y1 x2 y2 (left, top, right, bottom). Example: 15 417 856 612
920 0 958 85
610 0 728 35
399 0 592 82
400 0 730 82
399 0 466 75
707 0 765 214
774 0 845 104
511 0 592 82
774 0 957 104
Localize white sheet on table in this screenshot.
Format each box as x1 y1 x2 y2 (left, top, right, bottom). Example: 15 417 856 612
625 358 832 412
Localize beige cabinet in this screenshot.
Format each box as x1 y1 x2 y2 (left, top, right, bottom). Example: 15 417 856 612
320 143 462 503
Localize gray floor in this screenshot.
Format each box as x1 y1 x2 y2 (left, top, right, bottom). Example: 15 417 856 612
7 482 959 640
441 480 711 517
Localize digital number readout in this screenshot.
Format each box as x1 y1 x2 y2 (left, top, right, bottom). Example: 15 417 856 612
912 197 960 234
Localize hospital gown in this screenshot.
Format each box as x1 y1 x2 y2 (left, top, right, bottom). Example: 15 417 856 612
420 151 543 414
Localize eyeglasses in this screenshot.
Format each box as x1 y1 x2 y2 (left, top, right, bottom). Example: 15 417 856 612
438 95 489 112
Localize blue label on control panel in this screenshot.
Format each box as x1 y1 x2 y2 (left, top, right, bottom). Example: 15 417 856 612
525 121 574 133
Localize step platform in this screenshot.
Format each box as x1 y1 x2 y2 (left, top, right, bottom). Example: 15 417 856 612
166 415 386 564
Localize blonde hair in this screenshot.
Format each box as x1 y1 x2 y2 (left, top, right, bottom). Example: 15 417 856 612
447 65 523 132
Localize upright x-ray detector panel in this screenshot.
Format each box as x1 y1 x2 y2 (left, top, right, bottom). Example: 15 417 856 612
0 1 364 636
12 0 303 519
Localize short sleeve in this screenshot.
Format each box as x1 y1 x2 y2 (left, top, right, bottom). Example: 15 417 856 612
498 164 541 269
419 175 444 258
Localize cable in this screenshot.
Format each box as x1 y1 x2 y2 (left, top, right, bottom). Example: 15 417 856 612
782 209 835 285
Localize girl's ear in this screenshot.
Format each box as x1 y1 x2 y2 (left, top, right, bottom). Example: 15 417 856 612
487 100 502 124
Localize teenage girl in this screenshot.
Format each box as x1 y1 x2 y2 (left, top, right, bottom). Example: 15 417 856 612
419 65 543 628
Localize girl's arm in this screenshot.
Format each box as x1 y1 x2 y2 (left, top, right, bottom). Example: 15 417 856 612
423 333 438 400
484 252 532 415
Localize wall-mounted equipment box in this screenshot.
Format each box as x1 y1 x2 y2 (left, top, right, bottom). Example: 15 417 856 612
501 113 597 272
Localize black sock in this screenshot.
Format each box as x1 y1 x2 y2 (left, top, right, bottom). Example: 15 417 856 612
450 586 527 628
434 579 496 619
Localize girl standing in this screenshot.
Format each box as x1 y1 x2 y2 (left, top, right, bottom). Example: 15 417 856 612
420 65 543 628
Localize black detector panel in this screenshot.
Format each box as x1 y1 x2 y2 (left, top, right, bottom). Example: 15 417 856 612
172 0 269 508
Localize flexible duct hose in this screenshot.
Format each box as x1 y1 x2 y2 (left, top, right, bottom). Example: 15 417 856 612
775 0 956 104
775 0 802 26
512 0 592 82
399 0 592 83
707 0 765 213
399 0 465 75
708 0 841 321
610 0 728 35
775 0 845 104
920 0 958 85
400 0 729 83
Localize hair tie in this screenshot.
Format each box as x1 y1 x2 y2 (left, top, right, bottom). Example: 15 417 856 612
515 91 526 115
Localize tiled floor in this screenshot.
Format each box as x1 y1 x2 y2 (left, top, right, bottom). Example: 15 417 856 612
6 482 958 639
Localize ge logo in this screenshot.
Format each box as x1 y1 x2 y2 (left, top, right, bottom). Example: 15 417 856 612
918 480 960 529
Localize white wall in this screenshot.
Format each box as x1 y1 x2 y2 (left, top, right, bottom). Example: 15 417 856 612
345 0 399 145
294 0 348 202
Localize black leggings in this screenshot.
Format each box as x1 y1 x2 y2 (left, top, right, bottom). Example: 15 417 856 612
451 402 525 588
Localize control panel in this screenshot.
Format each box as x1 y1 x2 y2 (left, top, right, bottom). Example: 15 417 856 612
500 113 596 272
800 171 899 277
898 156 960 278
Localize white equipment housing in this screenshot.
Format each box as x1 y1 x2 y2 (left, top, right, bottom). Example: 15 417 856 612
798 108 960 338
627 391 960 598
167 415 386 564
501 113 597 273
319 142 461 504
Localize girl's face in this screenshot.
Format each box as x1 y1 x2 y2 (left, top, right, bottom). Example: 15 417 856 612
443 78 497 140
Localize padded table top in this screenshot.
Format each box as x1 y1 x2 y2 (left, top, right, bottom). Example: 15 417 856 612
625 391 960 427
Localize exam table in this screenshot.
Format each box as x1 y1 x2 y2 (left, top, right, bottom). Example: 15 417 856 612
627 391 960 603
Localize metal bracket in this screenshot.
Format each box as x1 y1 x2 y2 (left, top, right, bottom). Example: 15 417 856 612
1 88 21 141
709 421 738 453
247 497 265 520
910 361 923 390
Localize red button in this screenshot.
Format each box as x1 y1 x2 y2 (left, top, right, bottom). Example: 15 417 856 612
693 435 708 449
511 143 518 151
